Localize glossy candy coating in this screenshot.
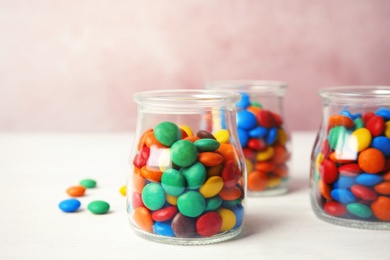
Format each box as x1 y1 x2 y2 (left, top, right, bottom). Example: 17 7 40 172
59 199 81 213
87 200 110 214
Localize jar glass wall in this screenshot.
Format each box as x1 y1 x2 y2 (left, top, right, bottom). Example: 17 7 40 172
128 90 246 244
310 86 390 229
206 81 290 196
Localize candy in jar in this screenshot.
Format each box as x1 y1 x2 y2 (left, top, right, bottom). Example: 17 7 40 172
206 81 291 196
311 86 390 229
128 90 246 244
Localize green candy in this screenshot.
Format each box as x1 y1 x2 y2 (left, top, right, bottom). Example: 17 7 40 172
177 191 205 217
354 118 364 129
161 168 185 196
347 203 373 218
181 162 206 189
142 183 166 210
328 126 348 150
79 179 97 188
170 140 198 167
154 121 182 147
205 196 223 211
87 200 110 214
194 138 220 152
250 101 262 108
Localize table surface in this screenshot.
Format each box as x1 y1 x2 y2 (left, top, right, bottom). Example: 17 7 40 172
0 132 389 260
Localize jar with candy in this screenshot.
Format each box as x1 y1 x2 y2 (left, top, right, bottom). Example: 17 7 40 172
128 90 246 244
311 86 390 229
206 81 290 196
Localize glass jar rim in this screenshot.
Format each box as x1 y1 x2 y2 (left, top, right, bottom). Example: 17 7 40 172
319 86 390 99
133 89 241 108
205 80 287 96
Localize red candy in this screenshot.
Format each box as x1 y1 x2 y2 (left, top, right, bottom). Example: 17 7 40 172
365 115 385 137
151 206 178 222
338 163 361 177
247 138 267 151
221 160 241 187
133 145 150 168
319 159 338 184
350 185 377 201
196 212 222 237
256 110 275 128
324 201 347 217
132 192 145 209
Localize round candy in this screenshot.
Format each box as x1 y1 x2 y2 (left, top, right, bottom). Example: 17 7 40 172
58 199 81 213
349 128 371 152
256 109 275 128
119 185 126 196
153 222 175 237
237 110 257 130
79 179 97 188
371 196 390 221
199 176 224 198
87 200 110 214
350 185 377 201
181 162 207 190
328 126 347 150
213 129 230 144
355 173 383 186
266 127 278 145
248 126 268 138
319 159 338 184
236 92 250 108
205 196 223 211
218 208 236 232
330 189 356 204
161 168 185 196
66 185 86 197
151 206 178 222
133 207 153 232
237 128 249 147
324 201 347 217
170 140 198 167
371 136 390 157
171 212 197 238
142 183 166 211
365 115 384 137
194 138 220 152
375 107 390 121
177 191 205 217
346 203 373 218
196 130 216 139
196 211 222 237
358 148 385 174
154 121 182 147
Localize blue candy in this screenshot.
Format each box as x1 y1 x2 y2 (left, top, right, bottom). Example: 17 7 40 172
153 221 175 237
355 173 383 186
237 110 257 130
331 189 356 204
59 198 81 213
233 205 244 229
334 176 355 189
248 126 268 138
371 136 390 156
266 127 278 145
375 107 390 121
237 128 249 147
236 92 251 109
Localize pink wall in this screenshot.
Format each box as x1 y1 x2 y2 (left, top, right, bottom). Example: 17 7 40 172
1 1 390 132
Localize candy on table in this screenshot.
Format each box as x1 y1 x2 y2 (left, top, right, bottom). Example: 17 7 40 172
88 200 110 214
79 179 97 188
130 121 244 238
315 107 390 221
58 198 81 213
235 92 290 192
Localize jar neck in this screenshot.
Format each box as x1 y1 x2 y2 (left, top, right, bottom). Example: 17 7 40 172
205 80 287 97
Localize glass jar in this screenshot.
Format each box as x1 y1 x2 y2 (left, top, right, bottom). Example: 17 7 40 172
310 86 390 229
206 81 290 196
128 89 246 244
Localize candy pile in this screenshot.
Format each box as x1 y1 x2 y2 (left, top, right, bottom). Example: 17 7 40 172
235 92 290 192
58 178 110 215
315 108 390 221
130 121 245 238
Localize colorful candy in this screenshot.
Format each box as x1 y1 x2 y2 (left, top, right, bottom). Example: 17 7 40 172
58 198 81 213
313 107 390 222
235 92 290 193
87 200 110 214
130 121 245 238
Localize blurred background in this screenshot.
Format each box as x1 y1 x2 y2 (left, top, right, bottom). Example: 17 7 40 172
1 0 390 133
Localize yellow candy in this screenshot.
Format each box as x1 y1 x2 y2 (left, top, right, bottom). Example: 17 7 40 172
199 176 224 198
276 129 288 145
179 125 193 137
166 194 178 205
245 159 253 173
315 152 324 170
218 208 236 232
119 185 126 196
158 148 171 172
213 129 230 143
256 147 275 161
267 176 282 188
349 128 372 152
385 121 390 138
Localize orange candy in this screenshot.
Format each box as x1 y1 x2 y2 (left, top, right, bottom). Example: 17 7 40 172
329 151 357 164
328 115 355 129
144 131 167 149
137 128 153 150
255 161 275 172
216 143 237 163
206 165 223 177
382 170 390 181
374 182 390 195
66 185 86 197
318 179 332 200
218 186 242 200
371 196 390 221
132 168 145 194
140 166 163 182
248 170 267 191
133 207 154 232
271 144 289 164
183 136 200 143
198 152 224 167
273 164 288 178
358 148 385 174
